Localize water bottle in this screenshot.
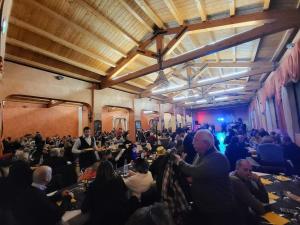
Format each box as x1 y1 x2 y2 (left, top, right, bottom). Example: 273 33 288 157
123 159 128 176
39 154 44 165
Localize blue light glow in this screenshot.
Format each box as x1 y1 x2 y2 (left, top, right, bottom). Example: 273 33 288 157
217 117 224 122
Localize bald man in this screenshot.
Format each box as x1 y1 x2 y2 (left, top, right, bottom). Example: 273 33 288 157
12 166 71 225
174 129 237 225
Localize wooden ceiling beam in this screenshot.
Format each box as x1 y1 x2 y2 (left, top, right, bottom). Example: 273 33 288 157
260 27 299 83
232 28 236 62
101 17 299 87
5 45 103 81
74 0 139 46
163 0 184 25
188 99 250 108
263 0 271 10
9 17 116 68
165 9 299 35
118 0 153 32
141 66 274 96
113 83 145 93
7 37 107 75
194 0 207 22
162 26 188 55
24 0 127 58
250 38 261 62
209 31 220 62
192 61 274 68
105 10 298 84
134 0 165 28
105 35 156 80
229 0 236 16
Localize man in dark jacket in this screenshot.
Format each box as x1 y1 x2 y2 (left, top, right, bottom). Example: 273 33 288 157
281 135 300 174
174 129 237 225
230 159 269 225
12 166 71 225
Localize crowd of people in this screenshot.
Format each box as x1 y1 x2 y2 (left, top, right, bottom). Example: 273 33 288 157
1 120 300 225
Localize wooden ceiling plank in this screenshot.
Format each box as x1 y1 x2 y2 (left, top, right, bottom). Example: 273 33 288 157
118 0 153 32
263 0 271 10
5 53 101 82
9 17 116 67
101 17 299 88
74 0 139 46
194 0 207 22
166 9 299 35
134 0 165 28
25 0 127 57
163 0 184 25
7 37 107 75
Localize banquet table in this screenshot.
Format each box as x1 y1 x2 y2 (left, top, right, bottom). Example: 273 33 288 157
254 172 300 225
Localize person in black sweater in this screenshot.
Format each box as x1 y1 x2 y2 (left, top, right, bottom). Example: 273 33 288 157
12 166 71 225
281 135 300 174
81 160 139 225
225 136 250 171
0 160 33 225
183 132 196 164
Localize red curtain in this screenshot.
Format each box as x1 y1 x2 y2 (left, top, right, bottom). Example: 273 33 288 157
249 39 300 130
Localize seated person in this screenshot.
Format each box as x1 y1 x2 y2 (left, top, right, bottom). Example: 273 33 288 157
43 148 67 175
256 136 285 166
124 158 154 199
12 166 72 225
225 136 250 171
149 147 169 197
281 135 300 174
1 160 32 224
113 135 125 144
230 159 269 225
82 160 138 225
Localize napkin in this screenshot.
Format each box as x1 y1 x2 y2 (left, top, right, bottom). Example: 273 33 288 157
274 175 291 182
262 212 290 225
268 192 280 201
261 178 273 185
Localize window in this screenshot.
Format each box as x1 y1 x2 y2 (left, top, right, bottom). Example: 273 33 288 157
293 82 300 128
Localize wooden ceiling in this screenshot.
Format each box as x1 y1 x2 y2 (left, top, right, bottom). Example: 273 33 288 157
5 0 300 108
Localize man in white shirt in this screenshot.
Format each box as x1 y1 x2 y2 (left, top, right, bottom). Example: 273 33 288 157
72 127 99 169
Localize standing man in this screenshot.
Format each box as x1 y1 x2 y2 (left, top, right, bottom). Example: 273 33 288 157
72 127 99 170
173 129 237 225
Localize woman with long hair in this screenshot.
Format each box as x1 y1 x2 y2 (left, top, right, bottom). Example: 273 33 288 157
81 160 138 225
